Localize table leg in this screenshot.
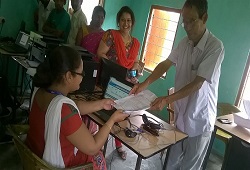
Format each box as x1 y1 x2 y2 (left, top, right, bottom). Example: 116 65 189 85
20 66 25 95
135 156 142 170
14 61 20 96
6 54 9 75
163 146 171 170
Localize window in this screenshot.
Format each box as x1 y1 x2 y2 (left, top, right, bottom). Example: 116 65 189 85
235 51 250 111
68 0 104 24
141 5 181 72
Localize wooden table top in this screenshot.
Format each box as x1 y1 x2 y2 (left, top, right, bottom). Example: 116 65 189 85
89 110 188 159
70 91 188 159
215 114 250 144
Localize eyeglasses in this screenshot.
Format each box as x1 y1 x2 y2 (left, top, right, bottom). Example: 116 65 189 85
181 18 198 28
71 71 85 77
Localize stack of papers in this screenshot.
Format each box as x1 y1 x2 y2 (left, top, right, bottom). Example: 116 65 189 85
26 60 40 68
26 68 36 77
233 99 250 129
114 89 157 112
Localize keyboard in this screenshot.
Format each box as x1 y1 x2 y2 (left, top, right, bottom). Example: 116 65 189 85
0 42 28 53
94 108 117 122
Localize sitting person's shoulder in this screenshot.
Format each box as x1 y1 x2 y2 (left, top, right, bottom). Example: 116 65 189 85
62 103 78 115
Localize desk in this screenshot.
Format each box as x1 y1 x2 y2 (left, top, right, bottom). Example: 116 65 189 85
215 114 250 144
88 109 187 170
11 56 36 114
69 92 188 170
11 56 34 97
215 114 250 169
0 48 28 75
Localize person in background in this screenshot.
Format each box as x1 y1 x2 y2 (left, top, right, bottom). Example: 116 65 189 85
74 6 106 135
97 6 140 160
76 6 105 61
130 0 224 169
67 0 87 45
34 0 55 32
26 46 129 169
97 6 141 85
43 0 70 42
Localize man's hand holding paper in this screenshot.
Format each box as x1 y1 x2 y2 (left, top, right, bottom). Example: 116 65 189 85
113 89 157 112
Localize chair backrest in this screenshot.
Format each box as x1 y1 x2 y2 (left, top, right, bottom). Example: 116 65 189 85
7 125 59 170
167 87 175 124
217 103 241 116
13 135 59 170
7 125 93 170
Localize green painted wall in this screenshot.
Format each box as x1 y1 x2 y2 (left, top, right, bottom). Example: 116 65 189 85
129 0 250 115
102 0 132 30
103 0 250 156
0 0 38 38
0 0 69 38
1 0 250 157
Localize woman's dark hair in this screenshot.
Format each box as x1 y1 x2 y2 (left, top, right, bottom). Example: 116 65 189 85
92 6 106 19
183 0 208 18
116 6 135 27
33 46 81 88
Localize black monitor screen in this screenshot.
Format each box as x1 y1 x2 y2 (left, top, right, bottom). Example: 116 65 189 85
99 58 132 90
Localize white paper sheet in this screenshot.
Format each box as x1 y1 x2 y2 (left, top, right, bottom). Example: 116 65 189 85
114 89 157 111
243 99 250 118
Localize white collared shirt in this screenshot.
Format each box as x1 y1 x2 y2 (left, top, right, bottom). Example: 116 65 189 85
168 29 225 137
38 0 55 32
67 9 87 45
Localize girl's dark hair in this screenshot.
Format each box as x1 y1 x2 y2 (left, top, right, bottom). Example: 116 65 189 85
92 6 106 18
33 46 81 88
183 0 208 18
116 6 135 27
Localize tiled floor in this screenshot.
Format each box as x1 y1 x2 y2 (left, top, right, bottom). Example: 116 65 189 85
0 134 223 170
0 109 223 170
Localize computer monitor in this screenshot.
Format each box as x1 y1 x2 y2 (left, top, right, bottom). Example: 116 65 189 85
15 31 30 50
30 45 46 63
99 58 132 91
78 58 99 92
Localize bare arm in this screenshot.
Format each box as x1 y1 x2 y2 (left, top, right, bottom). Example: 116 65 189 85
97 39 110 59
168 76 205 102
130 59 173 95
150 76 206 110
75 27 83 46
145 59 173 85
67 110 128 155
74 99 115 115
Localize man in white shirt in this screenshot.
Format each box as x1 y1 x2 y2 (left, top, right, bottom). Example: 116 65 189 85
35 0 55 32
130 0 224 169
67 0 87 45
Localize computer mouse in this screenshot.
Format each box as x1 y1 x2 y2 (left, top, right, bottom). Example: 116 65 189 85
124 128 137 138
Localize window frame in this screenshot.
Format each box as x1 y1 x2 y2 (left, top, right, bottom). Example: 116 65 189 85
140 5 181 75
68 0 105 24
235 52 250 107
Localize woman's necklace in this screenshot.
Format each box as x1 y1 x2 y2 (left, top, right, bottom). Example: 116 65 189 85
46 89 64 96
120 32 132 46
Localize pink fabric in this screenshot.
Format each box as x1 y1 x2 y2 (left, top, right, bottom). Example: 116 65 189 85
81 115 98 135
81 31 104 61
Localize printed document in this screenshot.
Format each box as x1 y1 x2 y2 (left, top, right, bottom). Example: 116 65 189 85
114 89 157 111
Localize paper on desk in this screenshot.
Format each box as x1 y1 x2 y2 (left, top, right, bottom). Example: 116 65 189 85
26 68 36 77
243 99 250 118
114 89 157 111
234 112 250 129
27 60 40 68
